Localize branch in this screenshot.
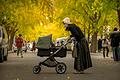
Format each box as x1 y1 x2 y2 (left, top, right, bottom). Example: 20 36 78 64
84 4 94 21
72 8 82 14
98 11 101 20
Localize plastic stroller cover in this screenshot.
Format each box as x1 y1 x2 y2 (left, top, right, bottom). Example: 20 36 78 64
36 34 52 49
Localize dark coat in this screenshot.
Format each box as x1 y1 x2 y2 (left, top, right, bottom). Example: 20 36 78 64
66 24 92 71
110 31 120 47
98 39 102 49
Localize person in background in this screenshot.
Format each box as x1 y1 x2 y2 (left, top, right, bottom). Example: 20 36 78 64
110 28 120 61
61 40 64 46
62 17 92 73
15 34 24 58
98 38 102 53
23 41 27 53
102 38 109 58
27 41 31 50
31 41 36 52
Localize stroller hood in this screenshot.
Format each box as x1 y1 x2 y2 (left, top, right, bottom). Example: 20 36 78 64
36 34 52 49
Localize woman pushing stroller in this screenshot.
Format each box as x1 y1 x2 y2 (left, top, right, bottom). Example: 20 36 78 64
62 17 92 73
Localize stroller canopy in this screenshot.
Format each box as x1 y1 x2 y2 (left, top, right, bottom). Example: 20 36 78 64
36 34 52 49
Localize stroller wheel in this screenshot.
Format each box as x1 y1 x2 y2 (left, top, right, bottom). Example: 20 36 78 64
33 65 41 74
55 63 67 74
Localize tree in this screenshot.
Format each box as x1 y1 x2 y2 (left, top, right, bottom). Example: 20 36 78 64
102 0 120 28
0 0 119 52
57 0 107 53
0 0 55 50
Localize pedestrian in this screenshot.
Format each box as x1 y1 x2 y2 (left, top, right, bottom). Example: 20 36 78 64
62 17 92 73
102 38 109 58
61 40 64 46
110 28 120 61
15 34 24 58
27 41 31 50
98 38 102 53
24 41 27 53
31 41 36 52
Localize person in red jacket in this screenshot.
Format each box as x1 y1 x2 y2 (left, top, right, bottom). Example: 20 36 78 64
15 34 24 58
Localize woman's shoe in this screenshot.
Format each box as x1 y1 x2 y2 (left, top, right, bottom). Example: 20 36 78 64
79 71 84 74
75 70 84 74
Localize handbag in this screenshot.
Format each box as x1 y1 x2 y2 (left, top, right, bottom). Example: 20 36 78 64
71 42 77 58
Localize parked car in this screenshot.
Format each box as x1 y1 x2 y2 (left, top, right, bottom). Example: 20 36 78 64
0 26 8 63
12 43 27 53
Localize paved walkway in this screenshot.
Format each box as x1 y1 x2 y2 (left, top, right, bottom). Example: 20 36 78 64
0 51 119 80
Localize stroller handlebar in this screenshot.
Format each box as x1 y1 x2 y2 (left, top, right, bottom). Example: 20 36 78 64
62 37 75 47
50 37 74 56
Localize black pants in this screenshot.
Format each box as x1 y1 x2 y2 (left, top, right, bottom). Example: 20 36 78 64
103 47 109 58
115 47 119 61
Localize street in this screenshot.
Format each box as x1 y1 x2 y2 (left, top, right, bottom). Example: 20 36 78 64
0 51 120 80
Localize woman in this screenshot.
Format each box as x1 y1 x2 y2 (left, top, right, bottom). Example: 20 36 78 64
63 17 92 73
102 39 109 58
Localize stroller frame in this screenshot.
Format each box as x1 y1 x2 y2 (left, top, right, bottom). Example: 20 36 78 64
33 38 72 74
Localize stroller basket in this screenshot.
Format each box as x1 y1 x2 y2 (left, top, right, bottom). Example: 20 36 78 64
37 47 67 57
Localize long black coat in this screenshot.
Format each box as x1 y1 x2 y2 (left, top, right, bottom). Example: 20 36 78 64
66 24 92 71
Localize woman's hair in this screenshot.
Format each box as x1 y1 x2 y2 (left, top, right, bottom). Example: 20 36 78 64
63 17 71 24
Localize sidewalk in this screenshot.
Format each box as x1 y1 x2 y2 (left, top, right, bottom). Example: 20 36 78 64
91 51 113 59
2 51 120 80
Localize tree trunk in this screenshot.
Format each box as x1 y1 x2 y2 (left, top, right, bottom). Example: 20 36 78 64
90 32 97 53
117 9 120 29
8 32 15 50
87 25 91 42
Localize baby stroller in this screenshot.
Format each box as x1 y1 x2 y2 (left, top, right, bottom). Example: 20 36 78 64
33 35 72 74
